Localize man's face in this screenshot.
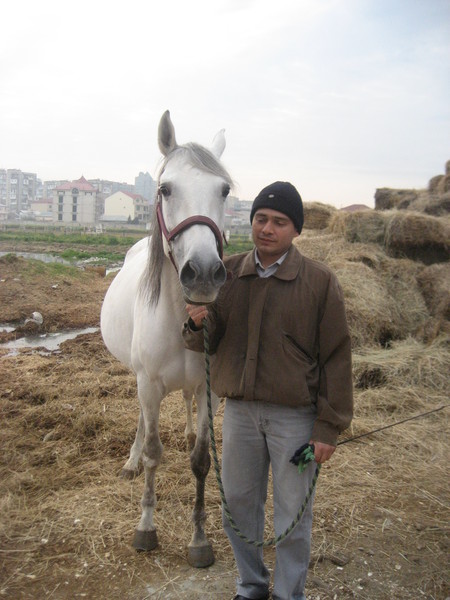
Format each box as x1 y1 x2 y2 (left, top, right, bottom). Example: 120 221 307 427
252 207 299 266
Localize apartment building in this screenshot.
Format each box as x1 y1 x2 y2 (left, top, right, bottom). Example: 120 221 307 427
0 168 37 217
102 190 150 224
53 176 103 224
135 171 157 202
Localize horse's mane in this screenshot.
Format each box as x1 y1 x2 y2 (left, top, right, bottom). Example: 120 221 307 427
141 143 233 306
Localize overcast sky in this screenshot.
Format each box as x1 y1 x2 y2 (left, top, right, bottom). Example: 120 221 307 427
1 0 449 208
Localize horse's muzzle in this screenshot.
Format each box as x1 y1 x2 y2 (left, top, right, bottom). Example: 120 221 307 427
180 258 227 303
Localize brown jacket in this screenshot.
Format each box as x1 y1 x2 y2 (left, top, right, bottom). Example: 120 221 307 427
183 245 353 446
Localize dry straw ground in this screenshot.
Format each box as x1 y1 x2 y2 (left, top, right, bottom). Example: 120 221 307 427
0 216 449 600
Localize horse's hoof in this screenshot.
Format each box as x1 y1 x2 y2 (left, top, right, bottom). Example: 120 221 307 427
120 467 140 480
187 543 215 568
132 529 158 552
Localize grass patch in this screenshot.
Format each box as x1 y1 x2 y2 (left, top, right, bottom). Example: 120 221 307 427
59 249 126 262
225 235 253 255
0 254 82 278
0 230 143 248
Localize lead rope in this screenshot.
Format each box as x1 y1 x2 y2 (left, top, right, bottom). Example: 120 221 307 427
203 319 320 547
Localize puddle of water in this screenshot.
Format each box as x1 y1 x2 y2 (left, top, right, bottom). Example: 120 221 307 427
2 327 99 355
0 250 122 275
0 251 71 265
0 325 16 333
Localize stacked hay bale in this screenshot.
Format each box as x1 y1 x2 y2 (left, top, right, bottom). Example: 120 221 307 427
385 211 450 263
303 202 336 230
374 188 419 210
297 166 449 349
295 231 430 348
374 160 450 215
327 210 386 244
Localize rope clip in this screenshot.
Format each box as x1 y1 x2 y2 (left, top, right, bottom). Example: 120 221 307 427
290 443 316 474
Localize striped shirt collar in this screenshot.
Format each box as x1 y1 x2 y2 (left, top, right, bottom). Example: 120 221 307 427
254 249 288 278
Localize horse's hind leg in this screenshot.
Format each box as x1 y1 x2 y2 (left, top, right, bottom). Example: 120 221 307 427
121 408 144 479
132 373 163 552
187 389 220 568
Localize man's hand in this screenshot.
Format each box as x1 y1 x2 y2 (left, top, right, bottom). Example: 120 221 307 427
310 441 336 464
186 304 208 329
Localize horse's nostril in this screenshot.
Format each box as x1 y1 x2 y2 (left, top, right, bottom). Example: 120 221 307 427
212 261 227 286
180 261 199 286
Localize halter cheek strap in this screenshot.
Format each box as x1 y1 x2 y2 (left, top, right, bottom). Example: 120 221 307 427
156 198 226 272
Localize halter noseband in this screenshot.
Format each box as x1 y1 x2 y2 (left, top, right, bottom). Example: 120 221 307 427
156 194 226 272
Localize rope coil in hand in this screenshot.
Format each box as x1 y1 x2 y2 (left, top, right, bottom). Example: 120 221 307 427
203 319 320 547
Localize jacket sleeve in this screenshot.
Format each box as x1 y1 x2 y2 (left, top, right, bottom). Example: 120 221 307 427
182 303 225 355
311 274 353 446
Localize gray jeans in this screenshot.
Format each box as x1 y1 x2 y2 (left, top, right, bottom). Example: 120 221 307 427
222 400 317 600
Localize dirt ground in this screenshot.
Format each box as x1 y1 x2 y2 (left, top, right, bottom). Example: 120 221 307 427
0 247 448 600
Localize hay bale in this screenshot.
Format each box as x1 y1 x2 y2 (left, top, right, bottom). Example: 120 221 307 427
295 231 349 263
416 263 450 319
328 210 387 244
303 202 336 230
352 336 449 391
330 257 428 349
296 233 429 348
385 211 450 264
332 261 398 348
412 192 450 217
381 257 430 338
374 188 419 210
437 174 450 193
428 175 444 193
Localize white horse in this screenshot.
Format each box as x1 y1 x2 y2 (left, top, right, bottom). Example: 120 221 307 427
100 111 231 568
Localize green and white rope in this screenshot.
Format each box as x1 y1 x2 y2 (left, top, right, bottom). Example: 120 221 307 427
203 319 320 547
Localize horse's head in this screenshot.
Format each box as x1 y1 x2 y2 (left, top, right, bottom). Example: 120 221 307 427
150 110 233 305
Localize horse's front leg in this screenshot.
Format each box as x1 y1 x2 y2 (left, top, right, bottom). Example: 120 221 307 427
187 389 220 568
132 373 163 552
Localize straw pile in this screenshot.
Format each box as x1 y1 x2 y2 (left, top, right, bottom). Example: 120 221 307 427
374 187 419 210
385 211 450 264
328 209 450 265
375 161 450 216
296 232 430 348
416 263 450 319
328 210 387 244
303 202 336 230
410 192 450 216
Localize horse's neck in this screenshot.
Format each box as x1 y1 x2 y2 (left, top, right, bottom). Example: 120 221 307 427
159 258 186 323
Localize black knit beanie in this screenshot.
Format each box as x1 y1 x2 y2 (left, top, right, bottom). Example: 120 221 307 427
250 181 304 233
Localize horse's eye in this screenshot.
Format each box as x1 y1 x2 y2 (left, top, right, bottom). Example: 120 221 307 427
159 184 171 197
222 184 231 198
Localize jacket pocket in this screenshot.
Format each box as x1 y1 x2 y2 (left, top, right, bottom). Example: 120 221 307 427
283 333 316 364
280 333 319 404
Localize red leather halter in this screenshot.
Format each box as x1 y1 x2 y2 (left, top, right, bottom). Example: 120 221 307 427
156 196 226 272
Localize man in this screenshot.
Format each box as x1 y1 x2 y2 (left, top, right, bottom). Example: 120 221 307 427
183 181 353 600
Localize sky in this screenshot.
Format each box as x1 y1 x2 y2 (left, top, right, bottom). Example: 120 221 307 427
0 0 449 208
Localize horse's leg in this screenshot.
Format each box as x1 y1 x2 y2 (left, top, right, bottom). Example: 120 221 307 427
187 389 220 568
121 408 144 479
183 389 196 451
132 373 163 552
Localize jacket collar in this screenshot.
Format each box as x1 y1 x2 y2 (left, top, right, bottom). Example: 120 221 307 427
238 245 302 280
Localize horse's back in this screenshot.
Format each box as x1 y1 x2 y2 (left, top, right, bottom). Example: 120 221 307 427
101 238 148 369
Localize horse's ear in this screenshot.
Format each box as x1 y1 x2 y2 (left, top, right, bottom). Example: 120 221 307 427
158 110 178 156
210 129 226 159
